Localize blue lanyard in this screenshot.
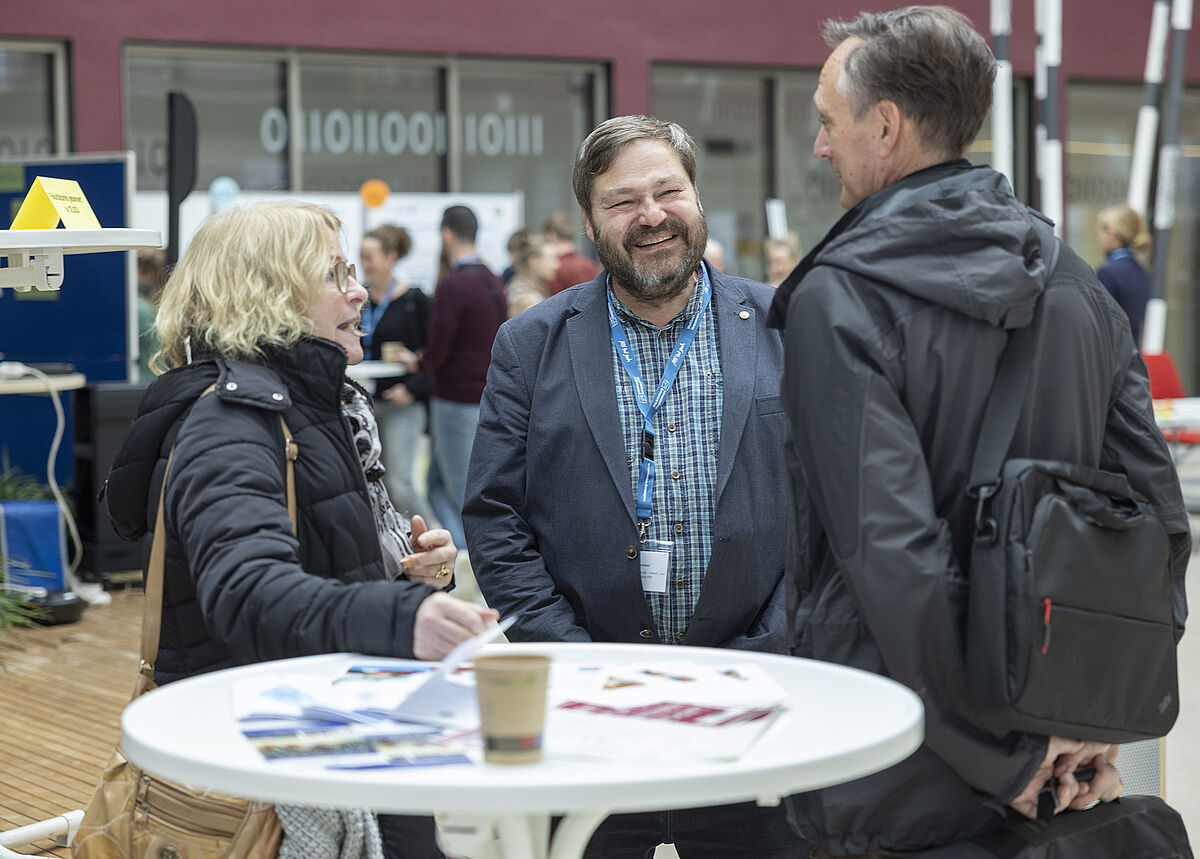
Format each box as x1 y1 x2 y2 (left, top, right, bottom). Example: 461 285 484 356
607 275 711 538
1108 248 1134 263
362 280 396 347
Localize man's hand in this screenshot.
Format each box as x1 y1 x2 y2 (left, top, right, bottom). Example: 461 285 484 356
1009 737 1122 819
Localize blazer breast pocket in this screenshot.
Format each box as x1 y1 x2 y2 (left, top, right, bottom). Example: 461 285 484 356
755 395 785 417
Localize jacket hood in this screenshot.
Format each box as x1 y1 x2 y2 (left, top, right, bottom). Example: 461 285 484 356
770 161 1054 330
104 337 348 541
104 361 218 541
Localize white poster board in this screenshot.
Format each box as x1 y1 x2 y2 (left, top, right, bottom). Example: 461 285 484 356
132 190 524 293
364 192 523 292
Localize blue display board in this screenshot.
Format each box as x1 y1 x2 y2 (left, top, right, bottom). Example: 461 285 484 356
0 153 137 487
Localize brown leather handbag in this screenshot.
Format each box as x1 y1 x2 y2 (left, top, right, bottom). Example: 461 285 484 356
72 407 298 858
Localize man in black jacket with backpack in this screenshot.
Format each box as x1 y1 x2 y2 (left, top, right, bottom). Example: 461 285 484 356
769 6 1190 856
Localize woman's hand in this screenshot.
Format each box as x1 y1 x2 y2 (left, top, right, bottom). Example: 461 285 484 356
1009 737 1122 819
391 345 421 373
412 592 500 660
400 515 456 589
381 384 415 406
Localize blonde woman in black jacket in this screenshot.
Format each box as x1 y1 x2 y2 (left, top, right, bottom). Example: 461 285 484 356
105 201 496 858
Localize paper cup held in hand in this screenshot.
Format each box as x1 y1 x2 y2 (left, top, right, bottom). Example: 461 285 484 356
473 653 550 764
380 341 405 364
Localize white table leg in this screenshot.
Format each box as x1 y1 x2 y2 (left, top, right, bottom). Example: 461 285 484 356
527 813 550 854
0 809 84 858
497 813 544 859
436 812 503 859
548 809 610 859
437 811 549 859
435 809 609 859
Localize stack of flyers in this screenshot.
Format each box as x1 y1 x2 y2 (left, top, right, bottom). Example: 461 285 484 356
230 618 516 771
546 661 787 764
233 666 473 770
231 627 785 771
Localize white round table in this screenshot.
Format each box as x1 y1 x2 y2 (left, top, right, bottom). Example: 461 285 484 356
121 643 923 859
345 360 408 380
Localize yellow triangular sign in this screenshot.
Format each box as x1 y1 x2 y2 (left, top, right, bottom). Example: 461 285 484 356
10 177 102 230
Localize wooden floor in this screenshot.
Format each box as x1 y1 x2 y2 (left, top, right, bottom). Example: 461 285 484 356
0 587 143 857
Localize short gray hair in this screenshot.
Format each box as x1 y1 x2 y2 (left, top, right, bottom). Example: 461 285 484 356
572 116 699 215
823 5 996 159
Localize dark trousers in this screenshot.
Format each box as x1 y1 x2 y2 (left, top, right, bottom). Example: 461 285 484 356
377 813 445 859
578 801 806 858
806 846 911 858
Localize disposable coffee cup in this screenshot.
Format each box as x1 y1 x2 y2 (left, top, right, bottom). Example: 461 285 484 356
473 653 550 764
380 341 405 364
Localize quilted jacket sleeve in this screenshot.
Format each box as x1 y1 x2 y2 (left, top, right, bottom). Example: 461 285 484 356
164 395 434 663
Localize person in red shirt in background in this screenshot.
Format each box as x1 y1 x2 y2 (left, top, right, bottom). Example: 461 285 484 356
543 210 600 296
394 205 505 563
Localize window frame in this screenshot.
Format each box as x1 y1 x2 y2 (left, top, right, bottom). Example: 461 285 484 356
122 44 607 194
0 39 70 154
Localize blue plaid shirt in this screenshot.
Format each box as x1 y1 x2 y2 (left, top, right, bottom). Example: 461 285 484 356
608 265 722 644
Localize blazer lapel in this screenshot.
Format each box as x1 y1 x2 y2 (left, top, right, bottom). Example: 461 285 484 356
566 280 637 524
713 273 756 503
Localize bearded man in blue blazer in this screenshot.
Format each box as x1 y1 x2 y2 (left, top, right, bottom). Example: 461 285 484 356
463 115 801 858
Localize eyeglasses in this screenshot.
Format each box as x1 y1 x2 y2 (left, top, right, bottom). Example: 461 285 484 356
328 261 358 294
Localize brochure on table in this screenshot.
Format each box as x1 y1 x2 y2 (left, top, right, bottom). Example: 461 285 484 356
232 621 787 771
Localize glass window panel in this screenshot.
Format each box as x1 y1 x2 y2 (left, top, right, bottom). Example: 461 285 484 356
124 51 288 191
1066 82 1200 384
298 58 441 193
1065 83 1143 257
967 82 1032 201
778 72 1026 263
457 64 598 237
653 67 769 280
1175 89 1200 385
775 70 845 273
0 48 57 158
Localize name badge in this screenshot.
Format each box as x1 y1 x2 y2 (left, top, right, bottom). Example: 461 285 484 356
639 539 673 594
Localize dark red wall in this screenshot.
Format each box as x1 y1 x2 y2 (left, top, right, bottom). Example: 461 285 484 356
7 0 1198 153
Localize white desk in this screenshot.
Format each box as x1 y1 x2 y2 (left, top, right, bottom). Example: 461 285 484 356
0 372 86 396
1153 398 1200 464
121 643 923 859
0 228 161 255
0 228 161 291
1154 397 1200 429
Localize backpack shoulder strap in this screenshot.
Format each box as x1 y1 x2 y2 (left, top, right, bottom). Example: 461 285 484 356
967 218 1060 520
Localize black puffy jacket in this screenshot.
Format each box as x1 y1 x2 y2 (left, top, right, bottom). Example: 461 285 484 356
770 161 1190 853
105 337 435 685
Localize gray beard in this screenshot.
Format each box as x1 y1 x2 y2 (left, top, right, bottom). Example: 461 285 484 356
594 216 708 306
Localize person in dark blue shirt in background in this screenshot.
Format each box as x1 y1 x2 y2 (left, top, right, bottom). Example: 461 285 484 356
1095 203 1152 347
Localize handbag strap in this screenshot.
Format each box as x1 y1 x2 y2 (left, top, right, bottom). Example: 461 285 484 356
137 386 299 695
966 218 1061 542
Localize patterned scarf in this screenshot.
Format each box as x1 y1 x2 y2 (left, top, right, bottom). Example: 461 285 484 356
340 380 415 580
276 383 407 857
